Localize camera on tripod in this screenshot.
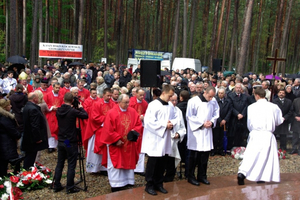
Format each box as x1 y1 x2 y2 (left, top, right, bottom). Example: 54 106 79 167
72 96 80 109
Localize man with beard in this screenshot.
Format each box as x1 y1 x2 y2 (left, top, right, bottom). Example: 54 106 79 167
110 88 119 105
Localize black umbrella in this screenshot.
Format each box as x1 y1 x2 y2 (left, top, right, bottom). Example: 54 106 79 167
7 64 25 73
286 74 300 79
69 62 84 66
7 55 27 64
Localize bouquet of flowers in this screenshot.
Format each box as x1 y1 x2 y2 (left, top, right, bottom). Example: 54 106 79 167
231 147 246 160
278 149 286 159
0 162 52 200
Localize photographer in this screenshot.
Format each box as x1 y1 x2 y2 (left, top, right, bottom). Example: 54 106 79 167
53 92 88 194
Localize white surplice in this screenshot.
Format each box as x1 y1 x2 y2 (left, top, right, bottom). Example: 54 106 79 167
141 99 177 157
238 99 284 182
107 145 134 187
85 134 107 173
186 96 219 151
169 105 186 167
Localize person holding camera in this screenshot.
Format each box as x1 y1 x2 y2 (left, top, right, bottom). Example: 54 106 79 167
53 92 88 194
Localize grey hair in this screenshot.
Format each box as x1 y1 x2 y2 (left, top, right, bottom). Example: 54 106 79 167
118 94 129 102
70 87 79 92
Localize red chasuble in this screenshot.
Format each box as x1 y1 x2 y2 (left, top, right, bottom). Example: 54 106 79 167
83 98 114 152
37 87 49 96
26 84 34 93
110 98 119 106
44 91 64 140
100 106 143 169
129 96 148 152
78 88 90 103
60 87 71 97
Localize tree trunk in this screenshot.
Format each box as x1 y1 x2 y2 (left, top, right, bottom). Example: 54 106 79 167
209 0 220 71
45 0 49 42
30 0 39 68
78 0 84 49
104 0 107 58
5 0 8 59
22 0 26 56
252 0 263 72
222 0 231 71
182 0 187 57
52 0 55 42
215 0 226 58
236 0 254 75
155 0 160 50
188 0 197 58
172 0 180 66
279 0 293 75
229 0 239 71
271 0 284 59
202 0 210 65
73 0 79 44
38 0 43 66
116 0 123 68
9 0 17 56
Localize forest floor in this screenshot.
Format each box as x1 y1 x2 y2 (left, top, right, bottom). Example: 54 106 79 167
21 145 300 200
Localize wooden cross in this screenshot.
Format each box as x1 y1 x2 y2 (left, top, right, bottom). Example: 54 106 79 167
266 48 286 75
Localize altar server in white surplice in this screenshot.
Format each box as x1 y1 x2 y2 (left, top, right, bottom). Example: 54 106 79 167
163 94 186 182
237 87 284 185
186 86 219 186
142 85 177 196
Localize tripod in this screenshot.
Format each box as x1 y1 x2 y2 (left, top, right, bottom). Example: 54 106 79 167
75 124 88 191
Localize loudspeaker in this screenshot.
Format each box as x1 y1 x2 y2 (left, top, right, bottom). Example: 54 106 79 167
213 59 222 72
140 60 161 87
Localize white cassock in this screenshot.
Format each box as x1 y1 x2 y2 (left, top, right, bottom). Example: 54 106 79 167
186 96 219 151
141 99 177 157
238 99 283 182
169 104 186 167
86 134 107 173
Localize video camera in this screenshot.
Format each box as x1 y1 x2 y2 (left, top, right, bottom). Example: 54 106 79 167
72 96 81 109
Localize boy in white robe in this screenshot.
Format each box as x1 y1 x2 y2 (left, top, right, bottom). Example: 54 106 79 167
186 86 219 186
237 87 284 185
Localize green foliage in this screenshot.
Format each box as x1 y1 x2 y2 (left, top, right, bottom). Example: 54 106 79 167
0 29 6 63
92 28 116 62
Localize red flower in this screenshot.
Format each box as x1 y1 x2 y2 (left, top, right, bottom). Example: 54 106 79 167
278 153 280 157
279 149 282 152
283 150 286 154
282 155 286 159
12 187 23 199
10 176 20 183
35 174 42 181
21 171 30 176
0 184 4 189
31 167 38 174
22 180 29 185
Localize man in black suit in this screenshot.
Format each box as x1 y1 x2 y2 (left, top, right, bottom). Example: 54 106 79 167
227 83 248 149
22 92 48 169
289 97 300 155
212 87 232 156
272 89 292 150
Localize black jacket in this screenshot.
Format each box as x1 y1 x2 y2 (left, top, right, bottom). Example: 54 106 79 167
177 101 188 128
272 97 292 135
56 104 88 143
215 96 232 128
22 101 48 152
0 108 21 160
119 73 132 87
9 92 28 132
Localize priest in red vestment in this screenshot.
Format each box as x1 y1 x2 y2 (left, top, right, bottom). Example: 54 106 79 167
77 80 90 103
36 78 49 95
59 79 72 97
110 88 119 105
129 88 148 174
18 72 34 94
84 88 113 173
44 83 64 153
100 94 143 192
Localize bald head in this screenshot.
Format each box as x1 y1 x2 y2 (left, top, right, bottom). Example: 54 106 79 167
28 92 39 104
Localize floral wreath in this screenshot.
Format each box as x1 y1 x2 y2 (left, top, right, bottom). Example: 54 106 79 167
0 162 53 200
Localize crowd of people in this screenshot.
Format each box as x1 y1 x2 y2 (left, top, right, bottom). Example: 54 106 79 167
0 59 300 195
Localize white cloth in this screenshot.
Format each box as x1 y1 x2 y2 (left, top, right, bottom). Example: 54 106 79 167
141 99 177 156
2 77 17 94
265 89 271 101
186 96 219 151
48 137 58 148
169 106 186 167
107 145 134 187
134 153 145 173
238 99 284 182
86 134 107 173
